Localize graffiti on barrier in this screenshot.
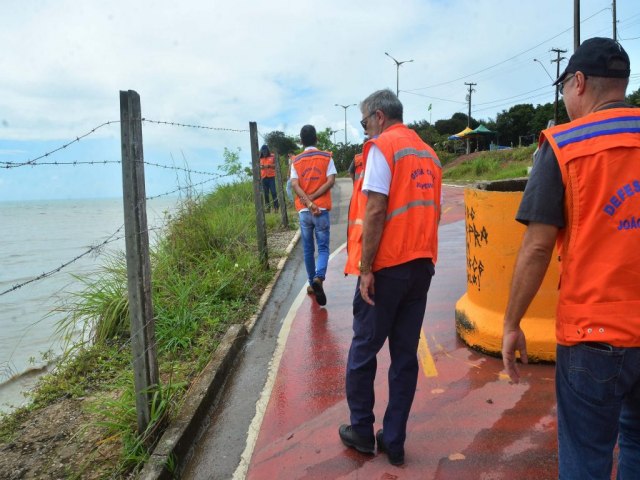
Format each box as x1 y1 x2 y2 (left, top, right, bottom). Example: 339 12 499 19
465 205 488 290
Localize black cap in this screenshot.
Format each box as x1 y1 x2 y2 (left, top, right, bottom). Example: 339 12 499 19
554 37 630 86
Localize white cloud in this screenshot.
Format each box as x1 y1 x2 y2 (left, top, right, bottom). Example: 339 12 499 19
1 0 639 200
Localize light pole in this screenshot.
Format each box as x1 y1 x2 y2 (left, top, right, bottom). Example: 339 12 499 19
385 52 413 97
534 57 561 125
329 128 343 144
334 104 356 144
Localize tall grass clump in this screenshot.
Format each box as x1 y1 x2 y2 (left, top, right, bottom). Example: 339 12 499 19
443 145 535 182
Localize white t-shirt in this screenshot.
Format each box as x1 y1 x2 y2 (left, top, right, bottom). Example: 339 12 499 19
362 145 391 195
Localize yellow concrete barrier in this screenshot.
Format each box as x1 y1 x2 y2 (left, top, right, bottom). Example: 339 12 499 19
454 180 558 362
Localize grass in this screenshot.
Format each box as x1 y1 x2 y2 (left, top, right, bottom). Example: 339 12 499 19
443 145 536 182
0 179 298 476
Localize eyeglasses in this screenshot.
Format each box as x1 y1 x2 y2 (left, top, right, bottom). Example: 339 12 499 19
558 74 576 95
360 111 376 129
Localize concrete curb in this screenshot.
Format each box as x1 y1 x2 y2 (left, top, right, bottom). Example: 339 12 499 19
139 228 301 479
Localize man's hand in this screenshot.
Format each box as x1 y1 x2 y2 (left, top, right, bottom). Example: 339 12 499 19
359 271 375 305
308 202 321 216
501 326 528 383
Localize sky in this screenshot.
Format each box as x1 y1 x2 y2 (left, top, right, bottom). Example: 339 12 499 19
1 0 639 201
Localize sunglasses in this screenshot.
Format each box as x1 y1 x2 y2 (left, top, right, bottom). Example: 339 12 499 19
558 74 576 95
360 111 376 129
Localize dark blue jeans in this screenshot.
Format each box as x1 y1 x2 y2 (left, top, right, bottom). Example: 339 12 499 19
346 258 434 454
556 343 640 479
299 210 330 285
262 177 278 211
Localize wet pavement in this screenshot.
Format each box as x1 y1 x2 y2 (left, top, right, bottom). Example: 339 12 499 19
241 186 558 479
185 185 560 479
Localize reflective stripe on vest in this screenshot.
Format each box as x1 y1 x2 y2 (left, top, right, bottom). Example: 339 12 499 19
386 199 436 221
551 115 640 148
394 147 442 168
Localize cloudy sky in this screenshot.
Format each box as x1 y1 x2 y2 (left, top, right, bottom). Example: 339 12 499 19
1 0 639 201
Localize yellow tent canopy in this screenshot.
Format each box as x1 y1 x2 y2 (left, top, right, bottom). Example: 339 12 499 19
448 126 474 140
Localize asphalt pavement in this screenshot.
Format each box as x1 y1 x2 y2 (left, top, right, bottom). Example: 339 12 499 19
183 182 561 480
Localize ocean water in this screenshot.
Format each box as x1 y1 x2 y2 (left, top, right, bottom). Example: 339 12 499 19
0 197 179 412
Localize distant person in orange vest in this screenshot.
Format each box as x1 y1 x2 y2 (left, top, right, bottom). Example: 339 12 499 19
291 125 336 306
339 89 442 466
501 37 640 478
348 144 365 183
259 144 279 212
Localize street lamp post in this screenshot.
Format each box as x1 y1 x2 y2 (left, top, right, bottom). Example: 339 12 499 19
533 58 558 125
385 52 413 97
329 128 343 144
334 104 356 144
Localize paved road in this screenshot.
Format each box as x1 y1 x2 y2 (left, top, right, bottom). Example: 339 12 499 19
182 178 353 480
184 183 562 480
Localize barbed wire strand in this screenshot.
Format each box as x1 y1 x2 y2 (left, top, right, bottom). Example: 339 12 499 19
1 121 121 169
141 118 249 133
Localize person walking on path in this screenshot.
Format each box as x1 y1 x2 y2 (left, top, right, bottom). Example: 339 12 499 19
501 37 640 479
339 89 442 466
259 144 279 212
291 124 336 306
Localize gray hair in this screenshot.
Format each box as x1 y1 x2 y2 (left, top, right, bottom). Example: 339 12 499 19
360 89 403 122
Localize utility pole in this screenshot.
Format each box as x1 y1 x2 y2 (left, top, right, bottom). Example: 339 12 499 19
613 0 617 41
385 52 413 97
534 58 559 125
464 82 476 154
574 0 580 51
335 104 356 144
551 48 567 125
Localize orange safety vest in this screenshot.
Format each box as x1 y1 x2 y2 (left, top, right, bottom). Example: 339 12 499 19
541 107 640 346
344 152 367 275
292 149 333 211
260 155 276 179
345 124 442 274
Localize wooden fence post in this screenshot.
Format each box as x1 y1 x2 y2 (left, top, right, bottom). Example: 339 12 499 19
119 90 159 436
249 122 268 268
273 150 289 228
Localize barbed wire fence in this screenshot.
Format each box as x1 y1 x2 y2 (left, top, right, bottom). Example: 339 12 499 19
1 89 292 437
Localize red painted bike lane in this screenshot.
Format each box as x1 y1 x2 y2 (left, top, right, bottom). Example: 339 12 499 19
242 186 558 479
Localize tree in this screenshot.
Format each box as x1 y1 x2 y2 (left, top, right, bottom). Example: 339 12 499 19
263 131 298 156
331 142 363 173
495 104 536 146
434 112 478 136
627 86 640 107
315 128 334 152
217 147 249 182
407 120 448 148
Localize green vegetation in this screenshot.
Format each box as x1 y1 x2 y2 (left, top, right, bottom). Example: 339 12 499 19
0 178 297 477
443 145 536 182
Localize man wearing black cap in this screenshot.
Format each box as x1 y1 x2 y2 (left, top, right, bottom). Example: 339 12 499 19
502 37 640 478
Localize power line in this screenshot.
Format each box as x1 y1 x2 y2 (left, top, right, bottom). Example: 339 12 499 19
406 7 610 92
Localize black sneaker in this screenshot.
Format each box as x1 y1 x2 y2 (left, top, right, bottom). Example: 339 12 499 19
312 277 326 306
376 429 404 466
339 424 375 454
